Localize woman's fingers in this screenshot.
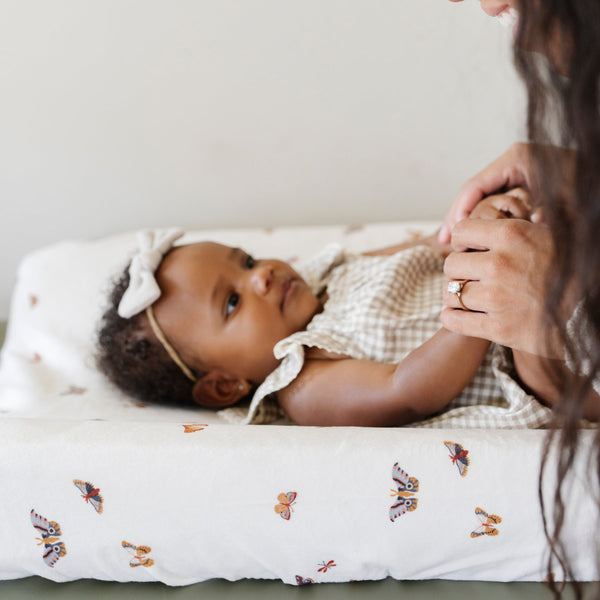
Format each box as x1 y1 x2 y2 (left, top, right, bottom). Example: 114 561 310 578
438 143 533 244
442 218 558 355
438 186 484 245
448 216 542 253
440 307 496 343
448 218 499 252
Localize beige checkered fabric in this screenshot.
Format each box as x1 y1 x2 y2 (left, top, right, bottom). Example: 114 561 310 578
220 244 554 428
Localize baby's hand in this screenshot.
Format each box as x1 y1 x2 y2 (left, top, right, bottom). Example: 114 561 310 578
468 188 544 222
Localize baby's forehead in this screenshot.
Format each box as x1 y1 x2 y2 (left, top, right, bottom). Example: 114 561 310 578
156 241 224 280
168 241 230 262
176 240 229 253
163 242 277 278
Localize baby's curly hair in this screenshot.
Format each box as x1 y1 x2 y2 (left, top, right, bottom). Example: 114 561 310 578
96 266 198 407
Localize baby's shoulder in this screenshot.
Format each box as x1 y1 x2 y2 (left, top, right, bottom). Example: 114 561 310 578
276 353 347 425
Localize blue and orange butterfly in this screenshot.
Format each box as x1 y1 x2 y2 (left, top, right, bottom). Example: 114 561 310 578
121 541 154 567
471 507 502 538
389 463 419 522
295 575 315 585
275 492 297 520
444 441 470 477
73 480 104 514
30 509 67 567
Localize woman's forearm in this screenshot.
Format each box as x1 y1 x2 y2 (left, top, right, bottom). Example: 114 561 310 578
511 350 561 405
513 349 600 420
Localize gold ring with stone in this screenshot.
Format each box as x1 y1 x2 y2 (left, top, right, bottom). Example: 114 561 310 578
447 279 470 311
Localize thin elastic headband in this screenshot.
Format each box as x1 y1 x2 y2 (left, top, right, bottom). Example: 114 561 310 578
145 306 197 382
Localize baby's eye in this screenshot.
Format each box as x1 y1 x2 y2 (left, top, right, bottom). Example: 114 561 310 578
226 292 239 317
245 255 256 269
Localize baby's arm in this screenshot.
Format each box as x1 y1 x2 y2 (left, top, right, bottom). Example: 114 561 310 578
363 232 451 258
363 189 535 259
363 188 535 259
277 329 490 427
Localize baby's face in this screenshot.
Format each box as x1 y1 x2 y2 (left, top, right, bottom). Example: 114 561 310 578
152 242 321 384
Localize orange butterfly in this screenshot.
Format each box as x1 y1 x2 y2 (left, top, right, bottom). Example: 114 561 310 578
121 541 154 567
182 424 208 433
274 491 297 520
471 507 502 538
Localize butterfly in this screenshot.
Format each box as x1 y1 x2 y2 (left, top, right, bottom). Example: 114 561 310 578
121 541 155 568
317 559 336 573
389 463 419 522
295 575 315 585
443 441 470 477
73 480 104 514
471 507 502 538
30 509 67 567
182 424 208 433
275 491 297 520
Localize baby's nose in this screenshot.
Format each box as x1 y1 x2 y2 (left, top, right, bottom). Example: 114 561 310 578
250 265 273 295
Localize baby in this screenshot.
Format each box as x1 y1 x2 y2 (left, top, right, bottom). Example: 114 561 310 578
97 193 552 427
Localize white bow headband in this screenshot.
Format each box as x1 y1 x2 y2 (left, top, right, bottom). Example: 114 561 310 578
117 228 185 319
118 228 197 382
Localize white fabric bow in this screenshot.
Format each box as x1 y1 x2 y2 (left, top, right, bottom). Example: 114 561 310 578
117 228 185 319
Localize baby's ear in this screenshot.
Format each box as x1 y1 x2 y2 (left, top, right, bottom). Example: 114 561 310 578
192 371 250 408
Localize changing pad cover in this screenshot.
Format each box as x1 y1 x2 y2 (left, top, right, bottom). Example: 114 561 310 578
0 420 598 584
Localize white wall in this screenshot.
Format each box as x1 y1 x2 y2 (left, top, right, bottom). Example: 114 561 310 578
0 0 526 319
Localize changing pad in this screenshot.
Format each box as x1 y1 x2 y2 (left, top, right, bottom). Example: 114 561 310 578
0 222 597 585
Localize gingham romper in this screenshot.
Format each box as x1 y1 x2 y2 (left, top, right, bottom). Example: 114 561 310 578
220 243 553 427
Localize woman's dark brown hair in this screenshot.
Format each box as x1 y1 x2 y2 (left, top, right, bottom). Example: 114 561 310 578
514 1 600 597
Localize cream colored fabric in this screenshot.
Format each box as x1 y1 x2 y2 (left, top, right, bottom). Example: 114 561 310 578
221 244 554 428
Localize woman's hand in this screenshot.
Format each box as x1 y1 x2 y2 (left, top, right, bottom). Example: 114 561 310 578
441 218 562 357
438 143 533 245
